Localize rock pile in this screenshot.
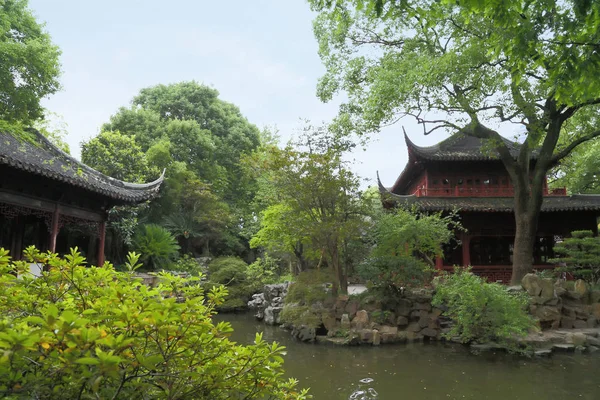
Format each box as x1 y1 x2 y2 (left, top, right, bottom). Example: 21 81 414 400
522 273 600 331
248 282 290 325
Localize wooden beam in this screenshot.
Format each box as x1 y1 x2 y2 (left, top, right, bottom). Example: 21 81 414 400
49 204 60 252
97 220 106 267
0 190 103 222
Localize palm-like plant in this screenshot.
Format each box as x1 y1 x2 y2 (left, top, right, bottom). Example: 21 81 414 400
132 224 180 270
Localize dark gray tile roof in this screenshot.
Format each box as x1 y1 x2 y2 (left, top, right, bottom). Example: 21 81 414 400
406 133 534 161
380 191 600 213
0 130 164 203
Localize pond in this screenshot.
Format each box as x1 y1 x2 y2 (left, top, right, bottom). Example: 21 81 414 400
216 313 600 400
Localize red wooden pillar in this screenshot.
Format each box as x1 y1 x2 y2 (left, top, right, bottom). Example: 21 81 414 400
461 234 471 266
435 256 443 270
97 220 106 267
49 205 60 253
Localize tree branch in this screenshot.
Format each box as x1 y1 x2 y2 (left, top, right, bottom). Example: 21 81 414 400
551 129 600 164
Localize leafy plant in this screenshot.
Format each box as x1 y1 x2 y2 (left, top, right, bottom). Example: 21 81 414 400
132 224 180 270
550 230 600 284
0 246 309 399
433 268 534 351
359 208 458 291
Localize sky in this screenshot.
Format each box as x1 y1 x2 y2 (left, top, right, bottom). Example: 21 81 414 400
28 0 450 188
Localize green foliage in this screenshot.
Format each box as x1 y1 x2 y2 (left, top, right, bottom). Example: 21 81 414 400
246 254 284 285
207 257 260 311
550 231 600 284
0 246 309 399
433 269 534 350
208 257 248 285
285 269 334 306
171 254 205 275
370 310 392 324
249 125 369 294
132 224 180 270
551 136 600 194
280 305 323 329
0 0 61 123
82 81 263 258
359 208 458 290
81 130 156 182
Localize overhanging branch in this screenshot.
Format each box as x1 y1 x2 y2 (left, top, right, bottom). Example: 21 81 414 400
551 129 600 164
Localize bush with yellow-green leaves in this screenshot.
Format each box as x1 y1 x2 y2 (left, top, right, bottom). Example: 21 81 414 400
0 246 309 399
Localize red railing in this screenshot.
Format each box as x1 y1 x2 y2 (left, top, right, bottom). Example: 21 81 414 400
414 186 567 198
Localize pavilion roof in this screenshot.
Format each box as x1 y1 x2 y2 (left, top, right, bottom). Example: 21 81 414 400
0 130 164 204
390 132 536 194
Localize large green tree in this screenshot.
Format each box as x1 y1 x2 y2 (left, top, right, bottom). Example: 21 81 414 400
102 81 261 208
309 0 600 284
250 126 367 295
0 0 61 123
83 82 262 257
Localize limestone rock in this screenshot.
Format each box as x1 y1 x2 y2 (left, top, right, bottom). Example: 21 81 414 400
344 300 360 319
263 306 283 325
591 290 600 304
566 332 587 346
292 325 316 342
351 310 369 330
591 303 600 319
414 302 432 311
421 327 439 338
407 288 433 302
406 331 424 341
406 322 421 333
522 273 543 296
586 336 600 347
372 330 381 346
359 329 374 343
573 320 588 329
418 315 431 329
322 314 338 333
560 316 575 329
574 280 589 298
341 313 351 329
396 316 409 327
395 299 412 317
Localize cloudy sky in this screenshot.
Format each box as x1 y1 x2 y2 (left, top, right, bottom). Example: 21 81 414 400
29 0 449 187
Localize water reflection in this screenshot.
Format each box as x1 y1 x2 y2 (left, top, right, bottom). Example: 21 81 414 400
216 313 600 400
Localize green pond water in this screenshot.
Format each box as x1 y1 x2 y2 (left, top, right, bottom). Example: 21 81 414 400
216 313 600 400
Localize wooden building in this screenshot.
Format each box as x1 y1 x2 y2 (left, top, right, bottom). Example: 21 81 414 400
379 133 600 283
0 129 164 267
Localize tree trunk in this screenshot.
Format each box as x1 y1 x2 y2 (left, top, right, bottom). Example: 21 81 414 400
510 175 543 285
328 241 347 296
511 211 538 285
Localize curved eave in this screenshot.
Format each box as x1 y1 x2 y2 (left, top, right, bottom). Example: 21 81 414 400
404 132 532 162
378 191 600 213
0 130 165 204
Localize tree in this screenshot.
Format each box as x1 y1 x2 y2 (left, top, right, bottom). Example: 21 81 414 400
0 247 309 399
81 130 156 182
102 81 260 206
550 230 600 284
550 137 600 194
309 0 600 284
250 126 367 295
360 208 459 291
0 0 61 123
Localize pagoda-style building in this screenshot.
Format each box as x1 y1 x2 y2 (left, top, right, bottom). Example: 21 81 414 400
379 133 600 283
0 129 164 267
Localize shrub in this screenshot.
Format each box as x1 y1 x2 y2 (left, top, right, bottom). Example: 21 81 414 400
132 224 180 270
281 269 334 329
207 257 260 311
433 268 534 350
359 208 459 291
550 230 600 284
170 254 205 275
0 247 309 399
